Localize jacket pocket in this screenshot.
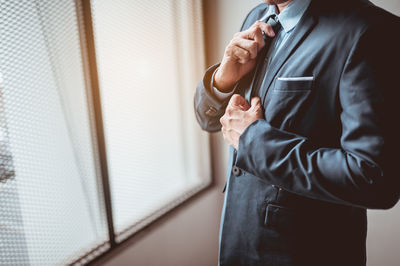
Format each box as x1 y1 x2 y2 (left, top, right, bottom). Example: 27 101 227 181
264 77 314 130
264 204 297 231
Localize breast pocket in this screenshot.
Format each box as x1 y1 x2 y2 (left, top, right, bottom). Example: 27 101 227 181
264 77 314 130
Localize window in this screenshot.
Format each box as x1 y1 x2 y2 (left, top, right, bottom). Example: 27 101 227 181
0 0 209 264
90 0 210 242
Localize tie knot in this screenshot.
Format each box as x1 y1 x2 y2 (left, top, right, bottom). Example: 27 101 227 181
267 14 282 34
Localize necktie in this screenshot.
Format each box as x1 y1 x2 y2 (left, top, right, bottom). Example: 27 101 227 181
251 14 282 98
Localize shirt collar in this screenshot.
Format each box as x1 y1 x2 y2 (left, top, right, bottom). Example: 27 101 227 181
259 0 312 33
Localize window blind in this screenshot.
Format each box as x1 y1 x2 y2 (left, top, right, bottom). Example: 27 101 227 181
0 0 210 264
90 0 211 242
0 1 108 264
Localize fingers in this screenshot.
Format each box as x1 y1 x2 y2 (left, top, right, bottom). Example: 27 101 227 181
230 94 246 106
226 44 252 64
252 24 265 52
250 97 264 118
221 126 240 149
231 38 258 59
256 21 275 38
250 97 261 108
220 95 264 149
225 21 276 67
228 94 250 110
224 21 275 67
238 24 264 52
250 97 262 112
239 21 275 48
239 25 264 51
227 95 261 114
220 95 248 130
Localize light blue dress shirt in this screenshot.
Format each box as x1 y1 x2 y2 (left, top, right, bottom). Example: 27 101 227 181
217 0 312 262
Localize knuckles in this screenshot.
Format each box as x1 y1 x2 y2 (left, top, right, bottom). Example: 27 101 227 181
254 106 262 113
230 94 242 102
251 22 261 30
250 24 262 34
252 104 262 112
249 42 258 50
225 46 232 56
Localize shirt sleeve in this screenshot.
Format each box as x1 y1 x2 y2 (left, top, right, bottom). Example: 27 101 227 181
211 67 236 101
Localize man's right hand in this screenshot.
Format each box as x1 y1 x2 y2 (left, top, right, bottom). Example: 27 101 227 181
214 21 276 92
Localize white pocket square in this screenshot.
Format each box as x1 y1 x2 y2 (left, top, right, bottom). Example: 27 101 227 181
277 76 314 81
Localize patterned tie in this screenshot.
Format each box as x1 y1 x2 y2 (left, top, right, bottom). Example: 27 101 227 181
251 14 282 98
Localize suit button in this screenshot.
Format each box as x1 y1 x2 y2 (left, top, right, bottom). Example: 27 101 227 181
232 166 241 176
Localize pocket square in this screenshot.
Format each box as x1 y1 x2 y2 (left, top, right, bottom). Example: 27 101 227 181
277 76 314 81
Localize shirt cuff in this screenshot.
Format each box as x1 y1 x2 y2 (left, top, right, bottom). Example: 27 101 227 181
211 68 235 101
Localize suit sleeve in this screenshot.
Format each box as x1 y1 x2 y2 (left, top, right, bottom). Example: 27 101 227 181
194 4 267 132
235 23 400 209
194 63 232 132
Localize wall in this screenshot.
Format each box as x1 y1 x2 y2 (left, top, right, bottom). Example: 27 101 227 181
98 0 400 265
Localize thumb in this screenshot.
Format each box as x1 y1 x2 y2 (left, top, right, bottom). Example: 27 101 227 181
258 23 275 38
250 97 261 110
230 94 250 110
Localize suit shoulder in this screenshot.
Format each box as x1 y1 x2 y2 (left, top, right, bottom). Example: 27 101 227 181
316 0 399 32
351 1 400 32
240 3 269 31
312 0 399 43
250 3 269 14
360 2 400 31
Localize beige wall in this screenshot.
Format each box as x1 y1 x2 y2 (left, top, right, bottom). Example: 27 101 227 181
98 1 400 265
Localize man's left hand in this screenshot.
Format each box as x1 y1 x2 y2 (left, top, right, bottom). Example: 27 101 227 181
220 94 264 150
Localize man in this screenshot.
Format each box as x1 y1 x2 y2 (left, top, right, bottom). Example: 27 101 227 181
194 0 400 265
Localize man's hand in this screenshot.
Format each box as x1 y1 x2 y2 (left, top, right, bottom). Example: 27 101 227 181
220 95 264 150
214 21 276 91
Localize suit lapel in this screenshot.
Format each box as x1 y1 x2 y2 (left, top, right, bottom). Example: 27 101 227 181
261 12 317 104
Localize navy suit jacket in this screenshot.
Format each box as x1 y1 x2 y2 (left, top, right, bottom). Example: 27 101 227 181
194 0 400 265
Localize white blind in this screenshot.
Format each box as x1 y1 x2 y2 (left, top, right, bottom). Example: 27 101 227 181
90 0 211 241
0 0 108 265
0 0 210 263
